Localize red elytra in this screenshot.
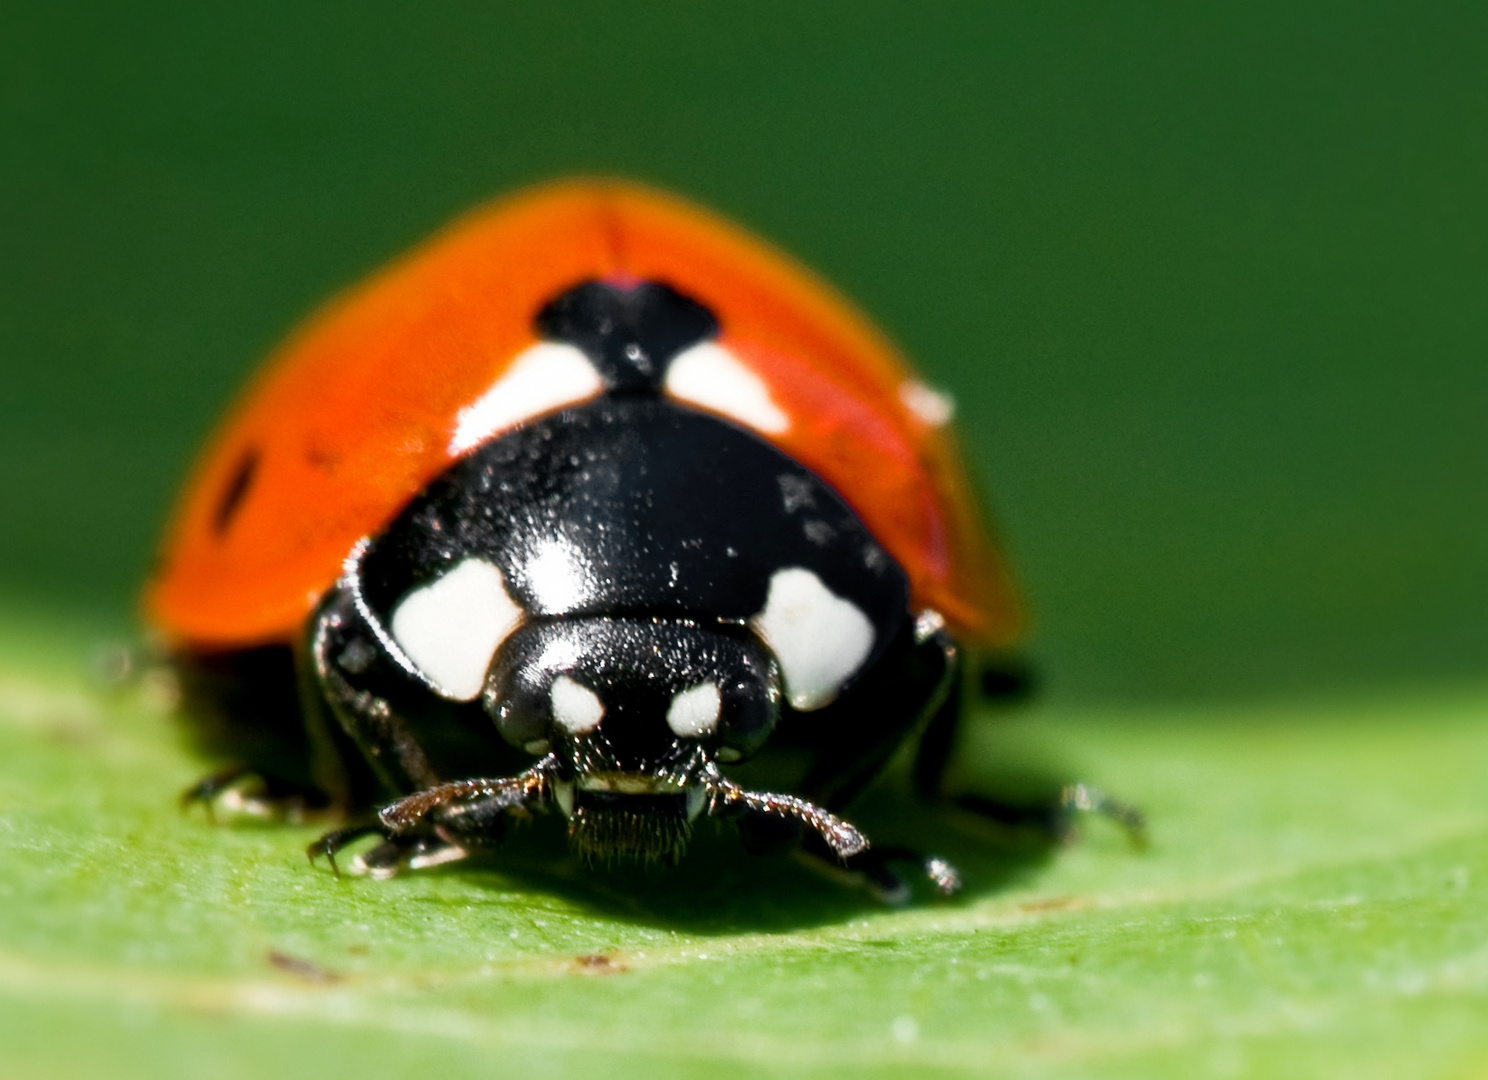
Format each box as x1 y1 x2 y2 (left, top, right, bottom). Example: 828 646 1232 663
144 180 1022 652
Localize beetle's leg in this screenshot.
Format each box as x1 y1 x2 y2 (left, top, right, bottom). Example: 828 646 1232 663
913 658 1146 846
375 761 556 837
180 633 375 823
306 817 476 880
306 762 559 879
307 822 385 877
798 622 960 811
953 785 1147 845
180 764 254 819
794 841 962 905
180 764 329 823
307 824 473 880
705 756 949 903
910 654 1030 799
746 622 964 900
300 591 489 879
293 633 377 813
709 772 934 900
307 820 471 879
173 642 340 821
309 591 443 797
703 763 866 861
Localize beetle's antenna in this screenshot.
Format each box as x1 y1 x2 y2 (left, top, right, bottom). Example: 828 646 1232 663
700 762 869 860
378 755 558 833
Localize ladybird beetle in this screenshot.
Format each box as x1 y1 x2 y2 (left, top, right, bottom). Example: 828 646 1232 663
147 180 1137 898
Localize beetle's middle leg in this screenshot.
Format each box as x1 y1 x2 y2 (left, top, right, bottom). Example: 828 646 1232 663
913 660 1146 845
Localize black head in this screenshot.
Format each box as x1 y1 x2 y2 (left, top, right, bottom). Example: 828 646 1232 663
481 617 781 862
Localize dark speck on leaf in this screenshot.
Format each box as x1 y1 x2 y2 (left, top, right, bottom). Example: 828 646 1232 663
573 953 627 974
267 950 342 983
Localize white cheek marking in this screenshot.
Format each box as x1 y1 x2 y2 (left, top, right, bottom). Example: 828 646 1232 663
449 342 604 454
390 557 524 702
751 567 875 711
664 342 790 435
666 681 722 738
550 675 604 735
899 380 955 427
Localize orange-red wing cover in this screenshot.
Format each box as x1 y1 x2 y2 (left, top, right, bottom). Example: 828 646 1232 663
145 181 1022 650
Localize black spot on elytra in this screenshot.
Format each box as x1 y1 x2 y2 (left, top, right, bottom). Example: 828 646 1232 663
213 449 259 537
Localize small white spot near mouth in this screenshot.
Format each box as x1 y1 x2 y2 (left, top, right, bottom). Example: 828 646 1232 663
578 774 689 795
550 675 604 735
565 774 708 821
664 342 790 434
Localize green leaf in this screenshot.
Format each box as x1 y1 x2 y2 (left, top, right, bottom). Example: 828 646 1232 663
1 614 1486 1079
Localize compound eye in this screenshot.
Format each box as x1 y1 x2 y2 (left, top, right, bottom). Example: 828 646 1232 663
487 689 549 754
666 681 722 738
709 663 780 761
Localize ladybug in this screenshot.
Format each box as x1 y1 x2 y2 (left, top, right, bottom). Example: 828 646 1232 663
147 180 1134 899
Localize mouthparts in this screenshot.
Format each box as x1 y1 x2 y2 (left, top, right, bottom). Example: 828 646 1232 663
377 753 869 865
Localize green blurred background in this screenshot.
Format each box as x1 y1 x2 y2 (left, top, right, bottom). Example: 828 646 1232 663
3 3 1485 702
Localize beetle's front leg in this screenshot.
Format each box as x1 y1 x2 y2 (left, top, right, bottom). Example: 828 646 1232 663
310 590 443 798
307 822 474 880
304 590 474 877
308 761 559 878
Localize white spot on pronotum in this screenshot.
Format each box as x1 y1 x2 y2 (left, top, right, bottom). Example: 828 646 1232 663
664 342 789 434
665 681 722 737
750 567 874 711
550 675 604 735
899 380 955 427
449 342 604 454
390 558 523 701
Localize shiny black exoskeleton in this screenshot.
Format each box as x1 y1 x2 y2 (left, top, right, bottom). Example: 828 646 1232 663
180 280 1135 899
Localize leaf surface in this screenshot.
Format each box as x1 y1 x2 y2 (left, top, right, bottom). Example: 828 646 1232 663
1 618 1485 1079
